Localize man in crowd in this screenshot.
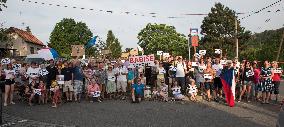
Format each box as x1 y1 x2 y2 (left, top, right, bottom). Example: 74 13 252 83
175 57 186 94
115 62 128 100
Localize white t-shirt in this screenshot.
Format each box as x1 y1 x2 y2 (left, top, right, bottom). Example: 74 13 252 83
175 63 186 77
26 67 40 83
114 66 128 81
212 64 223 77
4 69 15 79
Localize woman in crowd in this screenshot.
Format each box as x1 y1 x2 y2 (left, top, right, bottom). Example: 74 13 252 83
106 66 116 99
4 64 16 106
195 58 206 95
131 78 145 103
204 62 215 102
271 61 282 103
238 61 254 102
260 60 274 104
87 78 102 102
252 61 261 101
25 79 39 106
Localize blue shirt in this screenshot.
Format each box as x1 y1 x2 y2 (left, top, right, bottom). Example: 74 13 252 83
132 83 144 95
73 66 83 81
127 70 134 80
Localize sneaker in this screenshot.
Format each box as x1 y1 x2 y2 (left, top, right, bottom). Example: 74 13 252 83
10 102 16 105
4 103 7 106
98 100 102 103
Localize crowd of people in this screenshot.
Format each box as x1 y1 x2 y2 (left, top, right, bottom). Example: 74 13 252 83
0 55 283 108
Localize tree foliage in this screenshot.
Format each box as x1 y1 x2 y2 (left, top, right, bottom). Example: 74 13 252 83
105 30 122 59
49 18 94 58
0 0 7 11
240 28 284 61
138 23 188 58
200 2 250 58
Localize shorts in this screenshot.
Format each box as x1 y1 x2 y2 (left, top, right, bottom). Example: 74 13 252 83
63 80 74 92
74 80 83 95
213 77 222 89
5 79 15 85
273 81 280 94
117 81 127 92
204 82 214 90
243 81 252 86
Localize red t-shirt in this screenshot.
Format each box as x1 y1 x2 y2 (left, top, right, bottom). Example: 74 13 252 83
272 73 281 81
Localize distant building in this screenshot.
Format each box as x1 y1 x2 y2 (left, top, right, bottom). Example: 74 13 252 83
0 27 45 58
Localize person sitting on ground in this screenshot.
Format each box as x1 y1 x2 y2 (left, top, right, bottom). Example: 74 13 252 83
87 78 102 103
131 78 145 103
172 81 186 100
187 79 198 102
159 79 168 102
25 79 39 106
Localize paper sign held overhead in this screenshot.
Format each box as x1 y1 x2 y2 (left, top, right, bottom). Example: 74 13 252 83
215 49 221 54
71 45 85 56
199 50 206 55
128 54 155 68
157 51 163 55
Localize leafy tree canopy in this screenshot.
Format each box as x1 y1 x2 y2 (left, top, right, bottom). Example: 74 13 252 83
105 30 122 59
49 18 95 58
138 23 188 58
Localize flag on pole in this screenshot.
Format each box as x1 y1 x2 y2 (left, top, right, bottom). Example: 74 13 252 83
220 68 236 107
85 36 98 48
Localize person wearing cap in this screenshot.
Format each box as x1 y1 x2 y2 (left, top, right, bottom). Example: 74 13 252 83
131 78 145 103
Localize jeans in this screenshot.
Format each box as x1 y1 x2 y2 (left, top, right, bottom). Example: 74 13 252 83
176 77 185 94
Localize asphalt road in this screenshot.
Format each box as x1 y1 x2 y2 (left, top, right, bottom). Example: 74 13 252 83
2 81 283 127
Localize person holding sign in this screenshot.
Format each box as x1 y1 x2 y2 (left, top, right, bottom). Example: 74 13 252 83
106 66 116 98
157 62 166 89
238 61 254 103
61 62 74 102
3 64 16 106
87 79 102 103
271 61 282 102
204 63 215 102
260 61 274 104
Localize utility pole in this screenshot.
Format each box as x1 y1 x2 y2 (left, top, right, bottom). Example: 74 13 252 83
188 35 191 60
276 31 284 61
235 18 239 59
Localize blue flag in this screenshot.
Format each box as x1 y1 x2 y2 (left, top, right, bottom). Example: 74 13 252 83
85 36 98 48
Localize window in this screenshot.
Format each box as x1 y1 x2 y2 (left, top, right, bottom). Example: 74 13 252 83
30 47 34 54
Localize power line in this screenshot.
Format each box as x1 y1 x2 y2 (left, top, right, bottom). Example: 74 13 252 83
240 0 283 20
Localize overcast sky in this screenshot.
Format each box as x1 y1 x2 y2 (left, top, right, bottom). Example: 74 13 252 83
1 0 283 49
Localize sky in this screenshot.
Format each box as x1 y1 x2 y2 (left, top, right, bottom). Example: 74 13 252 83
1 0 284 50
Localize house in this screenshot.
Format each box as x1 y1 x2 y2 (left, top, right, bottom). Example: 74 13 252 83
0 27 45 58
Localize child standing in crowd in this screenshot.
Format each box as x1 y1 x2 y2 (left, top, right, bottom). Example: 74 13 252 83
38 80 46 104
51 85 61 108
88 79 102 102
131 78 145 103
4 63 16 106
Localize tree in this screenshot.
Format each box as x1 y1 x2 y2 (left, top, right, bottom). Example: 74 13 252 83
0 27 12 57
26 26 31 33
200 2 250 58
0 0 7 11
49 18 93 58
105 30 122 58
138 23 188 58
